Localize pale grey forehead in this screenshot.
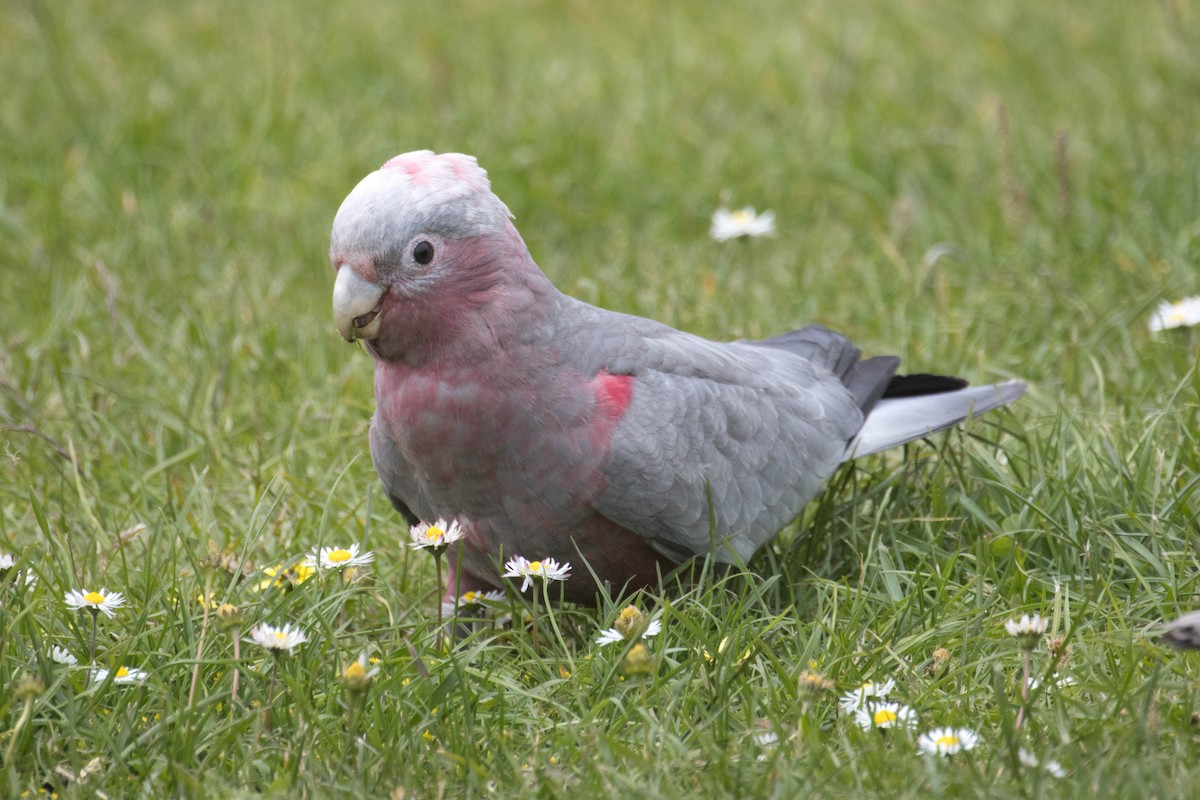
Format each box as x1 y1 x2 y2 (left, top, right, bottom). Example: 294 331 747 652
329 168 511 257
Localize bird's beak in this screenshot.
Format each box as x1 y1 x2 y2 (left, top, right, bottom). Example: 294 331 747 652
332 267 386 341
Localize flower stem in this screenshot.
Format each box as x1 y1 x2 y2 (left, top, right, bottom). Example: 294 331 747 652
1016 648 1031 730
189 574 213 708
230 628 241 706
3 696 33 767
434 552 444 648
530 583 540 651
265 653 280 730
88 609 98 669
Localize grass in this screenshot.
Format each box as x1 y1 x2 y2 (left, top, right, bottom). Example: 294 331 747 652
2 0 1200 796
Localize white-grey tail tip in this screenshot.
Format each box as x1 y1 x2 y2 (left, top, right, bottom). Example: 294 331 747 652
846 379 1028 460
1161 610 1200 650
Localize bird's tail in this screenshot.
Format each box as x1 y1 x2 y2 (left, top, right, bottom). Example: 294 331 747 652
846 380 1027 459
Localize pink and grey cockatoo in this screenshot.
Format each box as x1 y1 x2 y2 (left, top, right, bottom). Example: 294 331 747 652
329 151 1025 604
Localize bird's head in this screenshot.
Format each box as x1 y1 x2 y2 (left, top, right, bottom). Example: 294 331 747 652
329 151 529 361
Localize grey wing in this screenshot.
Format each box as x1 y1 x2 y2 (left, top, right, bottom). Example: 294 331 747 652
368 413 421 526
567 311 865 564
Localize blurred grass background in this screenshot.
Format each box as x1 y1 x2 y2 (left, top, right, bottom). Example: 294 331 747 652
3 0 1200 797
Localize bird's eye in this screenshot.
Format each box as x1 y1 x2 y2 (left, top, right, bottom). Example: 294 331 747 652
412 240 435 265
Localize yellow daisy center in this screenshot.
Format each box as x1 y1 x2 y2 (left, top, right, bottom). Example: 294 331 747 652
328 548 352 563
936 734 960 748
274 632 287 642
83 591 106 605
344 661 365 679
426 526 445 543
731 209 752 224
873 709 898 726
116 667 131 678
462 591 480 603
528 560 544 574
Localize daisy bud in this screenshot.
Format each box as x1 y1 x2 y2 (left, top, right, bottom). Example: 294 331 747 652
614 606 647 639
928 647 951 676
621 643 657 677
340 653 379 693
797 670 834 695
14 672 44 700
216 603 243 630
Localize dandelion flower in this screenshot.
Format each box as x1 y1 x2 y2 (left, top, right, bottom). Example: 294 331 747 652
710 206 776 241
854 701 917 731
1149 296 1200 332
1018 747 1066 778
303 543 375 571
64 588 126 618
255 562 315 592
92 665 148 685
839 678 896 713
248 622 308 655
502 555 571 592
917 727 979 755
51 646 78 666
596 606 663 646
409 518 466 552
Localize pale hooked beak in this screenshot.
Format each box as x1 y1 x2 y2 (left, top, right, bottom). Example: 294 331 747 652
332 267 386 341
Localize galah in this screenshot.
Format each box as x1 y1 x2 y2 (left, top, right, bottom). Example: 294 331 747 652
329 151 1025 604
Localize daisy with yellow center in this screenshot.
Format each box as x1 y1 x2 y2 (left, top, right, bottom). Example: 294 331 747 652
502 555 571 592
596 606 663 647
248 622 308 655
409 518 466 552
441 589 506 619
854 701 917 731
710 206 776 241
303 543 375 571
1149 295 1200 332
917 726 979 755
64 588 126 618
839 678 896 713
91 665 148 685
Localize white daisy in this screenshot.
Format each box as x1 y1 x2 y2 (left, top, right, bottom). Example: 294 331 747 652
248 622 308 655
64 588 127 618
839 678 896 713
710 206 776 241
303 543 375 571
441 589 507 617
854 701 917 730
1018 747 1066 778
1028 673 1077 692
917 726 979 755
92 665 148 685
502 556 571 592
1004 613 1048 637
1149 296 1200 332
51 646 78 666
1005 612 1048 650
0 553 15 570
596 606 663 646
409 518 466 552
